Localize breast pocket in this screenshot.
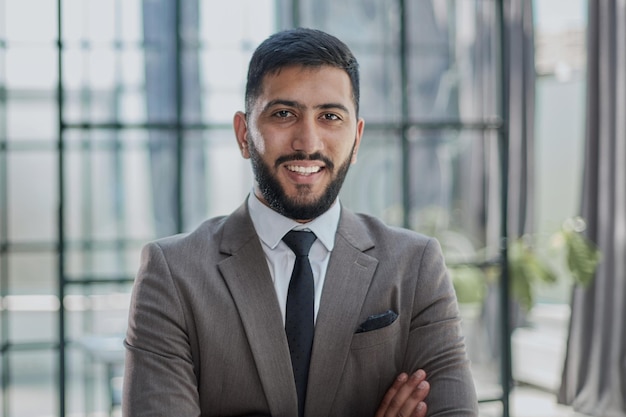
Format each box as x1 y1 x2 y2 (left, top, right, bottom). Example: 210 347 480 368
351 316 401 350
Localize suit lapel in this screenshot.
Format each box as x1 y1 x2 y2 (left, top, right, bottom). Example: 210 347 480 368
218 203 298 417
305 209 378 417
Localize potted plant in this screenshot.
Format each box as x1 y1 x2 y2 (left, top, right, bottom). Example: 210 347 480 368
507 216 601 311
449 216 601 311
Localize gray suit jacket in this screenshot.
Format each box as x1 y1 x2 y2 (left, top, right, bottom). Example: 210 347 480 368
123 202 478 416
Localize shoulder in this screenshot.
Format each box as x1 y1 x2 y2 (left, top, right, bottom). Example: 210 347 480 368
341 209 435 248
150 215 229 252
339 209 446 270
149 201 254 255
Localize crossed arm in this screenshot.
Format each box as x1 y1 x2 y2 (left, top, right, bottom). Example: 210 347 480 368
375 370 430 417
236 370 430 417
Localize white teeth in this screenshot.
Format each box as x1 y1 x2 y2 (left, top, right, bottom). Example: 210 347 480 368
286 165 321 175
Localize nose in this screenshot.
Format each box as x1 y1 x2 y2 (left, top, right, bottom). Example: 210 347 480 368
291 116 323 154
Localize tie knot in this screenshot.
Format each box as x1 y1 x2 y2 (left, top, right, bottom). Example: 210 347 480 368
282 230 316 257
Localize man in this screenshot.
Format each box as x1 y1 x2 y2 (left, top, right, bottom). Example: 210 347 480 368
123 28 478 417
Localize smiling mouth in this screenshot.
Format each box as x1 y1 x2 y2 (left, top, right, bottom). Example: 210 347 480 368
286 165 322 175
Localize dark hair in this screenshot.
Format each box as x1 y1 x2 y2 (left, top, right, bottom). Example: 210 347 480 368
245 28 360 115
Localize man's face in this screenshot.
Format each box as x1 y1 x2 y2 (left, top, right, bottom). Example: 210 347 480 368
234 65 364 222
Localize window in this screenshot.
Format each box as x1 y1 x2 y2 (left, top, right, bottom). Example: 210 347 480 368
1 1 511 415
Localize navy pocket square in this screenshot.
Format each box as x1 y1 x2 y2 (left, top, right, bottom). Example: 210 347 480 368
356 310 398 333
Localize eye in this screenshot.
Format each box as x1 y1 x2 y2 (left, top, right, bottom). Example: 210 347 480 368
322 113 341 121
274 110 294 118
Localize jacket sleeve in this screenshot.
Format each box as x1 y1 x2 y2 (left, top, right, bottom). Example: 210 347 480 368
405 237 479 416
122 242 201 417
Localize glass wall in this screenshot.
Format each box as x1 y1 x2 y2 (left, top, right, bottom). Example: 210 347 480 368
1 0 61 415
0 1 509 416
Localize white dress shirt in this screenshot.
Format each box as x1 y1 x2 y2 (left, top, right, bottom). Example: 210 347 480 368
247 192 340 324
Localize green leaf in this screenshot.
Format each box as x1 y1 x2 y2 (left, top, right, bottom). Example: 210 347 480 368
563 230 601 286
508 237 558 310
450 266 486 304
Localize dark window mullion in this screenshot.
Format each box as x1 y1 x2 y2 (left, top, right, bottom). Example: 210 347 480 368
56 0 67 415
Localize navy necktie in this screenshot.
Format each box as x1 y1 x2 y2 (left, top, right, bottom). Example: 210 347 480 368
282 230 317 417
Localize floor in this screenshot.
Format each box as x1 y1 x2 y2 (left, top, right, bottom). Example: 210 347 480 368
477 382 588 417
508 385 588 417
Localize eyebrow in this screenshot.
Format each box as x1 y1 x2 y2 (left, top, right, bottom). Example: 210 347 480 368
262 99 351 115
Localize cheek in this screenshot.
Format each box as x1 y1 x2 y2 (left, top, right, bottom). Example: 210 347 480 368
255 126 292 158
337 140 358 162
247 127 267 155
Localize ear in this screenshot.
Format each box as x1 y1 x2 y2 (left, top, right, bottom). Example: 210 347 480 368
233 111 251 159
351 118 365 164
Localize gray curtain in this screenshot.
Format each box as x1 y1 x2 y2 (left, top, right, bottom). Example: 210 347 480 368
558 1 626 416
506 0 535 239
457 0 535 248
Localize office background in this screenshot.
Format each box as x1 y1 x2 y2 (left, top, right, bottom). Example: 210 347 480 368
3 0 617 417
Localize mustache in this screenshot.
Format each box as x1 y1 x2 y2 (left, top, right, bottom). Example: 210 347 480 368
275 152 335 170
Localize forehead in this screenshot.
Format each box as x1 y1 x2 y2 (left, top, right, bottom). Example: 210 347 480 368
256 65 356 112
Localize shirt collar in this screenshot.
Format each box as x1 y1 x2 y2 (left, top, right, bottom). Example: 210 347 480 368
247 191 340 252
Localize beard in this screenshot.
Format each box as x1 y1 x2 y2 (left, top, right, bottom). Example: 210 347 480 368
248 137 355 221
